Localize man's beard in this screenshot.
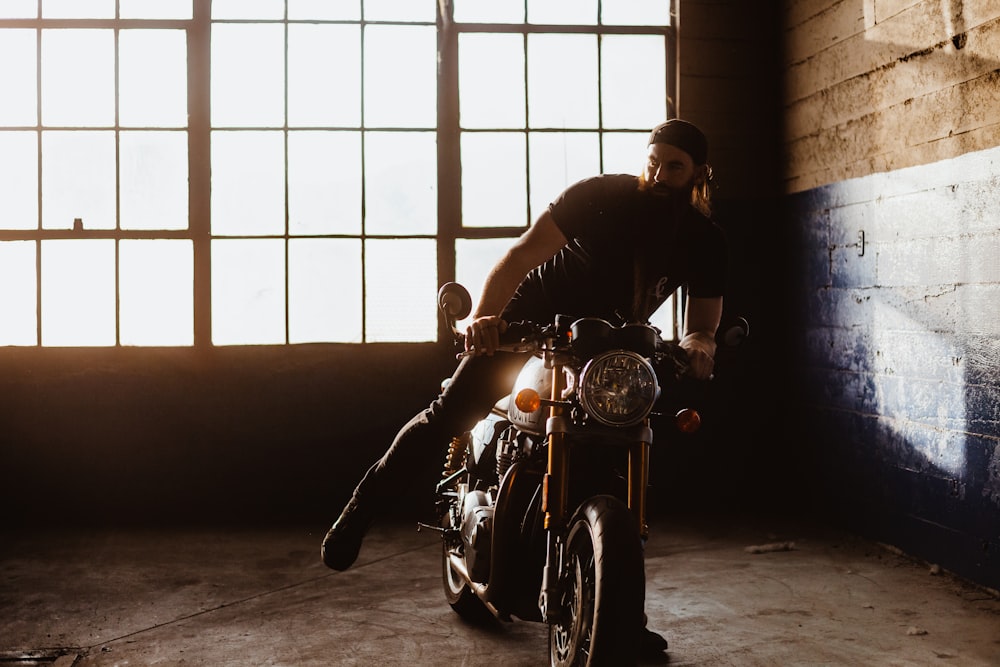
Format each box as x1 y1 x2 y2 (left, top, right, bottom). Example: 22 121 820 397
650 181 692 198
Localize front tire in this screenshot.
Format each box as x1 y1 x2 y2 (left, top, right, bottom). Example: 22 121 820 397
549 496 645 667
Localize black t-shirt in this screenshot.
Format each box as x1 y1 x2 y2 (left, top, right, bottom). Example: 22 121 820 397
501 173 727 325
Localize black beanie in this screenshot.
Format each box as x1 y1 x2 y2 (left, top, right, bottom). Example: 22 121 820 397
647 119 708 165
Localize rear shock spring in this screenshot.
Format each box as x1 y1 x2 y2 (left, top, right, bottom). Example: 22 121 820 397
443 433 470 478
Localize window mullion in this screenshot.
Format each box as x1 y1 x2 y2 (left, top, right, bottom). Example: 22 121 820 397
436 1 461 341
188 2 211 347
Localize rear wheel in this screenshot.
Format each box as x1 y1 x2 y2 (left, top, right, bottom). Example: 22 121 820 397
440 496 494 624
442 541 493 621
549 496 645 667
438 436 493 623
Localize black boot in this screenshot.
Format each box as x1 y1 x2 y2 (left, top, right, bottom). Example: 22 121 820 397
321 496 374 571
640 627 669 656
640 611 669 661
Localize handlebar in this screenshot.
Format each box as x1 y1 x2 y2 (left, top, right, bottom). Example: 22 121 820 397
453 320 547 359
437 283 726 383
455 318 693 369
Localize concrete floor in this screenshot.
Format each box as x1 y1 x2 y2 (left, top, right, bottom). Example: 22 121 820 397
2 513 999 667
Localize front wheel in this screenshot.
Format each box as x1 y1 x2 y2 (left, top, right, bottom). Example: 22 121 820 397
549 496 645 667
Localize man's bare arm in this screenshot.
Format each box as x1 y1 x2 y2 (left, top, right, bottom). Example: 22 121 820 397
679 295 723 379
465 211 567 354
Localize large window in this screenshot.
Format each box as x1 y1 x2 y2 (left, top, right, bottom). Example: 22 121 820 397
0 0 678 347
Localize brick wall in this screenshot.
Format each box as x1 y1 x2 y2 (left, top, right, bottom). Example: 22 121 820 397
780 0 1000 589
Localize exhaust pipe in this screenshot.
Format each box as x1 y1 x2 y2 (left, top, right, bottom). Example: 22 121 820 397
447 551 510 621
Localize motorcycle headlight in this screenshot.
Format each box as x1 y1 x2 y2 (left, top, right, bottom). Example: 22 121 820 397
577 351 660 427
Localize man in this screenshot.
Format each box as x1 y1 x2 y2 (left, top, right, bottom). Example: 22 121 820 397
322 119 727 656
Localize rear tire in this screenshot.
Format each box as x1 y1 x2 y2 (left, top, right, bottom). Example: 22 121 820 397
549 496 645 667
442 541 493 622
440 492 495 625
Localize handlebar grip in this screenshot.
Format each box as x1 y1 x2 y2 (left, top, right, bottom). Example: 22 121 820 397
498 320 534 345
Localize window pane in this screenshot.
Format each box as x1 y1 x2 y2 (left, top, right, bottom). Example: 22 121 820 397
456 237 514 330
289 238 363 343
527 0 596 25
288 24 361 128
528 132 600 221
42 131 116 230
364 131 437 235
41 239 115 346
120 131 189 231
289 0 359 20
649 294 678 338
0 1 36 18
212 239 285 345
211 130 285 236
458 34 525 129
212 0 283 19
461 132 527 228
289 131 361 236
211 23 285 127
365 239 437 342
120 0 193 20
364 25 436 128
453 0 524 23
601 35 665 129
527 34 598 129
0 132 39 230
43 0 114 18
363 0 434 22
601 0 671 26
602 131 648 175
42 30 115 127
119 29 188 128
119 240 193 346
0 241 38 345
0 30 37 125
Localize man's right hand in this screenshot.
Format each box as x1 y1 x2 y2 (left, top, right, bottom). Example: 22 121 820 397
465 316 508 356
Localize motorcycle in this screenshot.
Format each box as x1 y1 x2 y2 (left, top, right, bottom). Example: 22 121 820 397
421 282 747 666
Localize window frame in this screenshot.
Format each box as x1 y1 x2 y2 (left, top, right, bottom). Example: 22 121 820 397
0 0 680 348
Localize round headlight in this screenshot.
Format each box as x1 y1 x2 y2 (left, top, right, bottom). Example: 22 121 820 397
578 351 660 426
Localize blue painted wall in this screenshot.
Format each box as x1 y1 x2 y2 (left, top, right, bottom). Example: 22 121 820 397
787 146 1000 591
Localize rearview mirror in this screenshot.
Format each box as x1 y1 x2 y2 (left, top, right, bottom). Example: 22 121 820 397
438 282 473 338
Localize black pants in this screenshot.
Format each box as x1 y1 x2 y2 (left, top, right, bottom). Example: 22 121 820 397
348 350 531 514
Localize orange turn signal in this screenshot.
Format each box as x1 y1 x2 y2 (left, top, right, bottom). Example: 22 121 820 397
515 388 542 413
675 408 702 433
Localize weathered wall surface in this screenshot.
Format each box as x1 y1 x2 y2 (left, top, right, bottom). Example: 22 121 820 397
678 2 784 202
672 2 800 513
0 345 458 527
782 0 1000 590
784 0 1000 193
